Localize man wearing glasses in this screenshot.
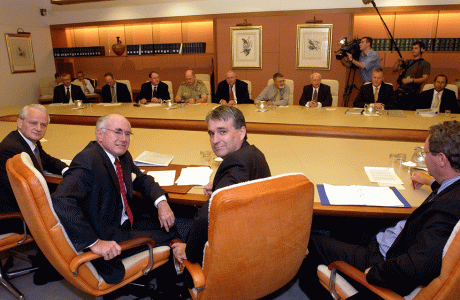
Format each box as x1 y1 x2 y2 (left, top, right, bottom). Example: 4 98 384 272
53 114 182 291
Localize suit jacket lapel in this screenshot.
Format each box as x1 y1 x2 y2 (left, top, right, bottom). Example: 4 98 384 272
13 131 44 175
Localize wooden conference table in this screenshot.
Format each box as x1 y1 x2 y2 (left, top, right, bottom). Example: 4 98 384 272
0 121 431 218
0 103 456 142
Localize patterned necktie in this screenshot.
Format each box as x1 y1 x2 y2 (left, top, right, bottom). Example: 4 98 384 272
66 87 70 102
114 158 133 226
111 86 117 103
432 92 441 109
229 85 234 101
312 89 318 101
275 89 281 102
374 87 379 102
152 86 157 99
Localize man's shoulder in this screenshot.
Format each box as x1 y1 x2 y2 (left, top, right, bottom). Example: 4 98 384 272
116 81 128 88
235 79 247 86
179 81 187 87
140 82 150 88
0 131 22 150
320 83 331 90
420 88 434 96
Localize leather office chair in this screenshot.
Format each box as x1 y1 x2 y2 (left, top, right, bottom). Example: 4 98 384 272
6 152 170 297
0 213 35 299
242 79 252 99
321 79 340 107
117 80 133 102
195 74 212 103
422 83 458 99
162 80 174 101
317 219 460 299
181 173 314 300
267 78 294 105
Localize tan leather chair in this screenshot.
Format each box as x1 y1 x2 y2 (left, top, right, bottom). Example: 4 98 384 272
422 83 458 99
162 80 174 101
242 79 252 100
6 152 170 297
322 79 340 107
267 78 294 105
317 219 460 299
117 80 133 102
0 213 35 299
181 173 314 299
196 74 212 103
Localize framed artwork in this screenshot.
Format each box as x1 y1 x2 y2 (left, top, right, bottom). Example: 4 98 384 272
296 24 333 70
231 26 262 69
5 33 36 73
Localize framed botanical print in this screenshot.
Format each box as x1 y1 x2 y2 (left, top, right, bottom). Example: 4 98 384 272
5 32 36 73
231 26 262 69
296 24 333 70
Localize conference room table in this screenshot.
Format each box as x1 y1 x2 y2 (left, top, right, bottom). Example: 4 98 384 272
0 121 431 219
1 103 456 142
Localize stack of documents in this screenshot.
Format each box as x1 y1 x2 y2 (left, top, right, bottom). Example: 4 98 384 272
134 151 174 167
147 170 176 186
364 167 403 186
175 167 213 186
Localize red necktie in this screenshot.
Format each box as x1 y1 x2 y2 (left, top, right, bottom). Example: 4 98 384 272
114 158 133 226
229 85 234 101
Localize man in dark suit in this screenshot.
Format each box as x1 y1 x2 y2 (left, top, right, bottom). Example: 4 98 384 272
171 105 271 267
353 68 396 109
135 71 170 104
53 73 86 103
101 72 132 103
417 74 460 113
299 72 333 107
299 120 460 299
214 70 252 105
0 104 68 285
52 114 180 285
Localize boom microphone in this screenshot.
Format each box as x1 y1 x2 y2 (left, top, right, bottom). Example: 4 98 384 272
362 0 373 4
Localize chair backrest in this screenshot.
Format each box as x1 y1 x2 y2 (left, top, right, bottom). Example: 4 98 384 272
196 74 212 103
39 77 57 96
162 80 174 100
6 153 162 296
72 79 85 93
242 79 252 100
267 78 294 105
117 80 133 102
321 79 339 107
422 83 459 99
198 173 314 299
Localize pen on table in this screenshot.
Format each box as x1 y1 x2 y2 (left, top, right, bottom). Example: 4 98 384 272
409 171 415 190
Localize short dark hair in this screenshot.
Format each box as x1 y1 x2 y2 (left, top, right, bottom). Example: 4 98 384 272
273 72 284 81
104 72 114 79
434 74 448 84
362 37 373 47
149 71 158 78
77 71 84 76
54 73 60 79
429 120 460 172
205 106 247 140
413 41 425 51
372 67 384 75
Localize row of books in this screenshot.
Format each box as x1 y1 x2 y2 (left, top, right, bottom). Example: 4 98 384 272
126 42 206 55
53 47 106 57
372 38 432 51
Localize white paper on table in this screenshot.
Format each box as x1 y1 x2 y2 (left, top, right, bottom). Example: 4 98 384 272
147 170 176 186
144 103 162 107
134 151 174 167
364 167 403 185
101 103 122 107
323 184 404 207
49 103 73 106
175 167 213 186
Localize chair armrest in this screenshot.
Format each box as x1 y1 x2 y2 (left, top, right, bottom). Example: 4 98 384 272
183 259 206 290
329 261 404 300
70 237 156 275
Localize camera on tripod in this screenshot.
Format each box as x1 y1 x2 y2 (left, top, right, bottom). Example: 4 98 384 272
335 38 361 60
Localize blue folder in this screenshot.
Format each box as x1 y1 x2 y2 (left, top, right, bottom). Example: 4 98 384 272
317 184 411 208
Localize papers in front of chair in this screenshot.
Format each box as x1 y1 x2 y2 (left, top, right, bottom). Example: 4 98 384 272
345 108 364 115
175 167 213 186
322 184 405 207
97 103 122 106
48 103 74 106
143 103 163 107
364 167 403 185
416 108 438 116
134 151 174 167
147 170 176 186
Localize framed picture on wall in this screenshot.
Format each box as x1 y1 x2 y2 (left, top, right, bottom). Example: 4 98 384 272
231 26 262 69
296 24 333 70
5 32 36 73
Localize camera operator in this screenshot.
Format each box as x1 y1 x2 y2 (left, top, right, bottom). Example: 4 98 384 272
393 41 430 110
341 37 381 84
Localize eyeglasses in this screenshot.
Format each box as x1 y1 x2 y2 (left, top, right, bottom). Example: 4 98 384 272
102 128 133 137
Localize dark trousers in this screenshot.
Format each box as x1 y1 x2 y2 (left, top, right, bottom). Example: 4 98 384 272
298 232 385 300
